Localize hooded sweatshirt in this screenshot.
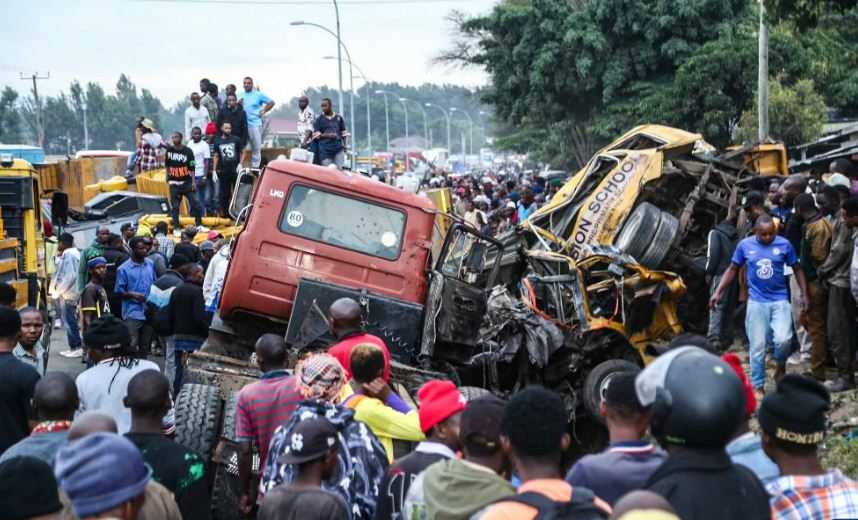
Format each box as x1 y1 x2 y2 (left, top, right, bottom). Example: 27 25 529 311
705 221 738 278
403 458 515 520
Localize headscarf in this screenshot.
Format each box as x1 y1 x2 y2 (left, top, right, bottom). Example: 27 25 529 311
296 353 347 404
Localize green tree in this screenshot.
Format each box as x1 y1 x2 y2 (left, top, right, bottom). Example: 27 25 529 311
766 0 854 29
737 78 826 146
0 87 21 143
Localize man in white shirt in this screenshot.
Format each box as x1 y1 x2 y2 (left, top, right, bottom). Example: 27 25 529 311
184 92 210 141
76 315 164 434
49 233 82 358
297 96 315 147
202 244 230 310
187 126 212 218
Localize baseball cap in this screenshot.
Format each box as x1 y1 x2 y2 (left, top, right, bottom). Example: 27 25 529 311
277 417 338 464
200 240 215 252
207 230 222 241
460 395 505 455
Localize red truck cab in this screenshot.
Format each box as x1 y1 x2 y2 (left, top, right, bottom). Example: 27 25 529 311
220 160 437 326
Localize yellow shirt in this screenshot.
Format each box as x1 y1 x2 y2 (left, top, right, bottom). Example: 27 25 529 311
340 385 424 462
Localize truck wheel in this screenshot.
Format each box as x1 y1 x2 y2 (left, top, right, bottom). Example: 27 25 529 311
175 384 223 460
221 392 239 442
582 360 641 419
458 386 493 402
638 211 679 268
211 461 241 520
614 202 661 263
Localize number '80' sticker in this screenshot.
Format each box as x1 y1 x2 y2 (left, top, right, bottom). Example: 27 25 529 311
286 210 304 227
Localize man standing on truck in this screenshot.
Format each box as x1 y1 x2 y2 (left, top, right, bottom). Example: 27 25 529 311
188 127 212 217
216 93 248 154
165 132 204 232
134 118 166 174
327 298 391 382
312 98 348 169
184 92 210 142
238 76 274 168
213 121 242 216
297 96 315 148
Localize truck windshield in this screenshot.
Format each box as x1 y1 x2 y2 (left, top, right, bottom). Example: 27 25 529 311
279 184 406 260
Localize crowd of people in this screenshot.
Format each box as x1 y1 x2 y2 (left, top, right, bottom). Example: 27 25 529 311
3 284 858 519
707 162 858 395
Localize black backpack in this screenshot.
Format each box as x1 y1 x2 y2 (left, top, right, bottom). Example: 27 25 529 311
500 488 609 520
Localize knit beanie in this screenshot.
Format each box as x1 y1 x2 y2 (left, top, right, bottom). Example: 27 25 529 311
722 353 755 416
55 433 151 518
759 374 830 445
418 380 466 433
0 456 63 520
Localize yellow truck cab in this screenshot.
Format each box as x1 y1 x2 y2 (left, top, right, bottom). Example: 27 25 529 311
0 154 47 308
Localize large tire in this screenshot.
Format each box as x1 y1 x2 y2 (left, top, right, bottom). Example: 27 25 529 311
221 392 239 442
638 211 679 268
614 202 661 262
174 384 223 460
582 360 641 419
211 456 241 520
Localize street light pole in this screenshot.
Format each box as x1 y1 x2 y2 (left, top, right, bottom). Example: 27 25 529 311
397 98 409 140
425 103 450 153
375 90 391 151
451 107 474 157
402 98 428 149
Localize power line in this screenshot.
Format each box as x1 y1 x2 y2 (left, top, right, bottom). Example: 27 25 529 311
134 0 479 5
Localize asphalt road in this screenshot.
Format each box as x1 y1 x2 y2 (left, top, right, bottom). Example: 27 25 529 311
44 322 164 378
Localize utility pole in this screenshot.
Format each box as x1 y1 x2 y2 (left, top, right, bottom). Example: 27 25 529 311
758 0 769 141
20 72 49 147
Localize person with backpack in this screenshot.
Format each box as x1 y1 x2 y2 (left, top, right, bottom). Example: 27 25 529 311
477 386 611 519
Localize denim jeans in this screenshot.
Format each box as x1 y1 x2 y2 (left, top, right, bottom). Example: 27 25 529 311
321 150 345 169
169 181 203 229
206 176 219 214
63 299 82 349
746 299 794 389
248 126 263 167
707 274 737 348
195 177 209 217
163 336 176 394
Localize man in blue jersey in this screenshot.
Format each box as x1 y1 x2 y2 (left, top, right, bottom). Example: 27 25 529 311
711 214 809 399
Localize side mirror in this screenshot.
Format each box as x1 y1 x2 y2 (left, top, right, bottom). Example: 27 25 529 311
229 168 261 220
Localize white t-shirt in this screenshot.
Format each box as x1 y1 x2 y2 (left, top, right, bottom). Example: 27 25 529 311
184 105 210 140
188 139 211 178
76 358 160 434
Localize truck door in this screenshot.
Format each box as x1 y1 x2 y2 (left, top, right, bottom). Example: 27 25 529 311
421 223 503 355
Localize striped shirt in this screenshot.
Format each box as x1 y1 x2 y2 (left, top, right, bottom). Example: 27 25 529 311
768 469 858 520
236 371 301 469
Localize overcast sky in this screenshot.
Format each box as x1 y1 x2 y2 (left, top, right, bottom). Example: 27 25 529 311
2 0 492 108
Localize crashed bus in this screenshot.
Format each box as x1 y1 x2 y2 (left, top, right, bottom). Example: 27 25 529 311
172 125 784 516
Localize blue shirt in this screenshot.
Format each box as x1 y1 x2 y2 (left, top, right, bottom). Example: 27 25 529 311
239 90 272 127
566 440 667 505
731 235 797 303
517 202 535 222
313 113 346 158
726 431 780 486
115 258 156 320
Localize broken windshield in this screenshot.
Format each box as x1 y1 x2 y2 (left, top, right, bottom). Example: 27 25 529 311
279 184 406 260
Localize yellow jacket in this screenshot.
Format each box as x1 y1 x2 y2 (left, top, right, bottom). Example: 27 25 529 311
340 386 425 462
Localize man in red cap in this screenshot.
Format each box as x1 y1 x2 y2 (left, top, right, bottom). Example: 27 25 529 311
373 379 465 520
723 353 780 485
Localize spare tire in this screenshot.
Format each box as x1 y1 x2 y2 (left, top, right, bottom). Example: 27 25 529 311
614 202 662 262
175 384 223 460
211 456 242 520
582 359 641 419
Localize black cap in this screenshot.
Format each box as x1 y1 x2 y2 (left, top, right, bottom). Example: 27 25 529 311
169 253 191 270
604 370 642 409
759 374 830 445
277 417 337 464
83 314 131 350
460 395 505 455
0 456 63 519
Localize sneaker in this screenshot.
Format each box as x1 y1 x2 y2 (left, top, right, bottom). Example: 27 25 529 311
59 348 84 358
